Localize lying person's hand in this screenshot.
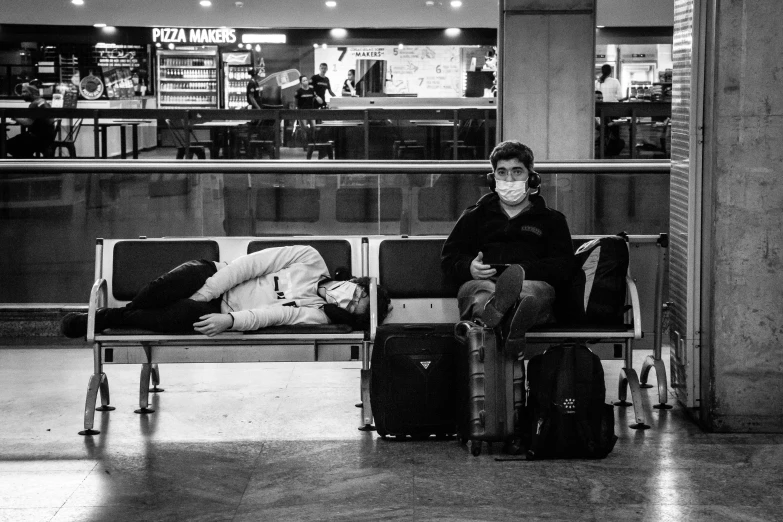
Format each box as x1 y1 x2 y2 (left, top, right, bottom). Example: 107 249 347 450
194 313 233 337
470 251 497 280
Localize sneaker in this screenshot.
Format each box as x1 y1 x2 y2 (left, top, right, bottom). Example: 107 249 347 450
505 295 538 356
480 265 525 328
61 312 88 338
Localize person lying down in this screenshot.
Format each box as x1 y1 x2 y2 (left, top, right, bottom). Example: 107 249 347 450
62 245 391 338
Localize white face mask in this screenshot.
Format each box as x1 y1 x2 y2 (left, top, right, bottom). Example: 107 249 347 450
322 280 360 310
495 179 528 206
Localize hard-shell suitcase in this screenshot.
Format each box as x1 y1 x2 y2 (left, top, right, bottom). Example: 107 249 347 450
454 321 523 456
370 324 458 439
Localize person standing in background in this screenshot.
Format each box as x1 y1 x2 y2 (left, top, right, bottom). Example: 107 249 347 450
594 64 623 102
246 68 263 109
310 63 335 108
341 69 357 97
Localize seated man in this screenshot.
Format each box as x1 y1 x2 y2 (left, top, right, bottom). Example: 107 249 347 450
441 140 574 355
7 84 56 158
62 245 391 338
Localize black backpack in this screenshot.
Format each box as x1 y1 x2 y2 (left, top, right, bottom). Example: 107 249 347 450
523 344 617 460
569 233 630 325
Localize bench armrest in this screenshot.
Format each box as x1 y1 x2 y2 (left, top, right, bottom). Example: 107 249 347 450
86 278 107 344
369 276 378 342
626 275 642 339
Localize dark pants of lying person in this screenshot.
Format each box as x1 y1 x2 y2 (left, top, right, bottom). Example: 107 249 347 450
102 259 221 332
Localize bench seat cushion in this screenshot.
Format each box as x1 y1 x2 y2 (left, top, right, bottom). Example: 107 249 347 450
100 324 354 336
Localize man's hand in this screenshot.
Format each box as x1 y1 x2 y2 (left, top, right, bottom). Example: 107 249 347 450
194 313 233 337
470 251 497 280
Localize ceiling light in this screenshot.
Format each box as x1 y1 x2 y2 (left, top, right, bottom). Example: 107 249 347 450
330 28 347 38
445 28 461 37
102 26 116 32
425 0 435 5
451 1 462 7
321 43 327 49
313 43 319 48
398 43 404 49
93 23 106 27
325 1 337 6
254 44 261 52
200 0 212 6
242 34 286 44
71 0 84 5
168 43 175 49
155 42 161 47
238 43 244 48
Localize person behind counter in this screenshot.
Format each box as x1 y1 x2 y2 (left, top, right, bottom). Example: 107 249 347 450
310 63 336 108
595 64 623 103
246 68 263 109
7 84 56 158
342 69 357 97
294 75 322 140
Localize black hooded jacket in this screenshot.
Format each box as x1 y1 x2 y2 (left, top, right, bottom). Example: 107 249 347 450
441 192 574 292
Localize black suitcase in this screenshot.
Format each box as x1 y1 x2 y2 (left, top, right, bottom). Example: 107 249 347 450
370 324 458 439
454 321 523 456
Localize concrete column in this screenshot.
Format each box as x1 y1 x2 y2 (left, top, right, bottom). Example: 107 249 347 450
700 0 783 431
499 0 597 233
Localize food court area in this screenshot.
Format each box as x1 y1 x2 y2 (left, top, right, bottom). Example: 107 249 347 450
2 1 782 522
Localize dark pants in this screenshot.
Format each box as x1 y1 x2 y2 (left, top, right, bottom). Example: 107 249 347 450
7 133 50 158
102 259 221 333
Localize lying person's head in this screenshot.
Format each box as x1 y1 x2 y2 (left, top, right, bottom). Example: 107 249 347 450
320 277 391 329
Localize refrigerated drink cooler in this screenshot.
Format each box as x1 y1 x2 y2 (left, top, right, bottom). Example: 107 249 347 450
156 47 220 109
222 51 252 109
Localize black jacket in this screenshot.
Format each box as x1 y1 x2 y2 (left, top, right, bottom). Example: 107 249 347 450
441 192 574 292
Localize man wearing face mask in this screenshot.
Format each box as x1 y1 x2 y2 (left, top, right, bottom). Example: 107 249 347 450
7 84 56 158
61 245 391 338
441 140 574 355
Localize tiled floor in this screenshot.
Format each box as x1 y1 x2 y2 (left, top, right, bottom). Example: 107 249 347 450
1 342 781 522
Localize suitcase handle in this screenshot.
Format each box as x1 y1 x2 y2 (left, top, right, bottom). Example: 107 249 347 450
454 321 474 343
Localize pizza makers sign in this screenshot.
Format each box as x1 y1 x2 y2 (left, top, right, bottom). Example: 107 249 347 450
153 27 237 45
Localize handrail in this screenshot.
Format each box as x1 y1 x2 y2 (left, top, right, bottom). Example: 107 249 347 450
0 159 671 174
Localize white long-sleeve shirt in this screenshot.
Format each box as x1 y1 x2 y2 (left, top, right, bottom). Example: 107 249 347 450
595 77 623 102
191 245 331 331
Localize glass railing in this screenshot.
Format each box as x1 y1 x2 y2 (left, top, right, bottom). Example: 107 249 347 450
0 160 669 302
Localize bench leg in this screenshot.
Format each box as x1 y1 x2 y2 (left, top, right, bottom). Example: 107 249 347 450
358 340 375 431
150 363 165 393
641 355 672 409
96 373 115 412
358 369 375 431
616 368 649 429
79 373 104 435
135 364 155 414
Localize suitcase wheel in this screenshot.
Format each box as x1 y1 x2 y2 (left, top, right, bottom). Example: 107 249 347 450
470 440 482 457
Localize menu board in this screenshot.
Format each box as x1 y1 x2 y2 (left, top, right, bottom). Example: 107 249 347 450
103 67 135 99
315 45 493 99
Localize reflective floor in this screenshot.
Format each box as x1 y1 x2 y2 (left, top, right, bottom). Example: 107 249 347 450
1 342 781 522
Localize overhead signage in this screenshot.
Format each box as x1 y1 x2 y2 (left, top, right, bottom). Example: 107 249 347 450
351 47 386 58
152 27 237 45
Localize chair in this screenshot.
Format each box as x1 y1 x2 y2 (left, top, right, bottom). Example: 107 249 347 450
441 119 477 159
391 120 425 159
246 120 277 160
51 118 82 158
165 119 208 160
305 125 334 160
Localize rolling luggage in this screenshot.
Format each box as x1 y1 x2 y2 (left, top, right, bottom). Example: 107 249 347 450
454 321 523 456
370 324 458 439
523 343 618 460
